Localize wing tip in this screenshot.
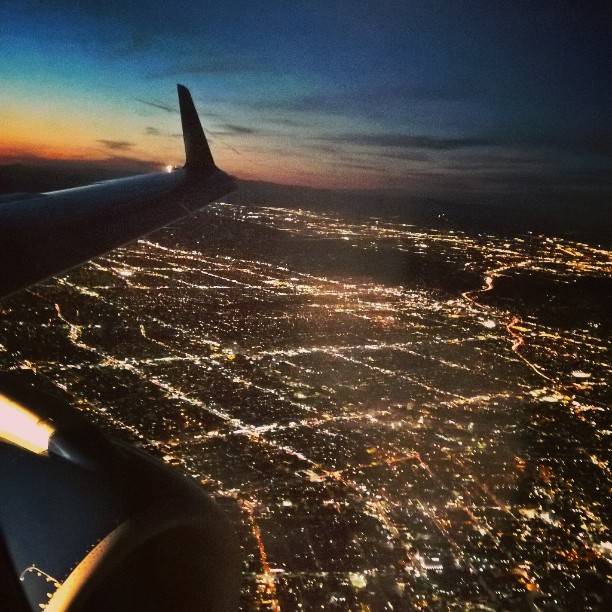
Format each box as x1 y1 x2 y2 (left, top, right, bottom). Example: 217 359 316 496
177 84 216 173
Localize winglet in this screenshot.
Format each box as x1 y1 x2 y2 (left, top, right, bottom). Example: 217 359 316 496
177 84 216 174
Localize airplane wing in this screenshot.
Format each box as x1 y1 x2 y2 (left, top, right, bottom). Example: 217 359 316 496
0 86 240 611
0 84 236 300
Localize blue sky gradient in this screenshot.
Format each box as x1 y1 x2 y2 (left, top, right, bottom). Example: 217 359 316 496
1 1 610 191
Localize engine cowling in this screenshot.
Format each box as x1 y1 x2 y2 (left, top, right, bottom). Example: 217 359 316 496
0 372 240 611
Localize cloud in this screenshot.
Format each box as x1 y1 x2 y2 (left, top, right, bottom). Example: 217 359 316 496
202 132 243 156
337 161 387 173
217 124 259 136
323 133 493 151
148 56 261 78
243 94 334 114
320 130 612 159
238 84 477 120
97 139 136 151
378 151 429 162
267 117 307 128
143 126 181 138
135 98 177 114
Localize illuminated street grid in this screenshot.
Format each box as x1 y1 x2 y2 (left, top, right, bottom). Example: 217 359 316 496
0 202 611 610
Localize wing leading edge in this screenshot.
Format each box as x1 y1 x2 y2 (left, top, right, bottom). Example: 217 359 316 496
0 84 236 300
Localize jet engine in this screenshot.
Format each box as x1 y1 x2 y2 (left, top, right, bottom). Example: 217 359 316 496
0 372 239 611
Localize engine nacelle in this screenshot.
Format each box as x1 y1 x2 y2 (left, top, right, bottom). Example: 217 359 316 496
0 372 240 611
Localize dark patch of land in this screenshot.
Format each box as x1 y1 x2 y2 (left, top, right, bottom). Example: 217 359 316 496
1 162 610 248
480 270 612 336
228 180 612 249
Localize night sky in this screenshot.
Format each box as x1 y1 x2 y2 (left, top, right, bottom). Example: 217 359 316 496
1 1 611 193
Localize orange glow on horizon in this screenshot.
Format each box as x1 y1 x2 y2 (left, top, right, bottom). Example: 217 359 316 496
0 138 391 189
1 101 185 169
2 107 391 190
